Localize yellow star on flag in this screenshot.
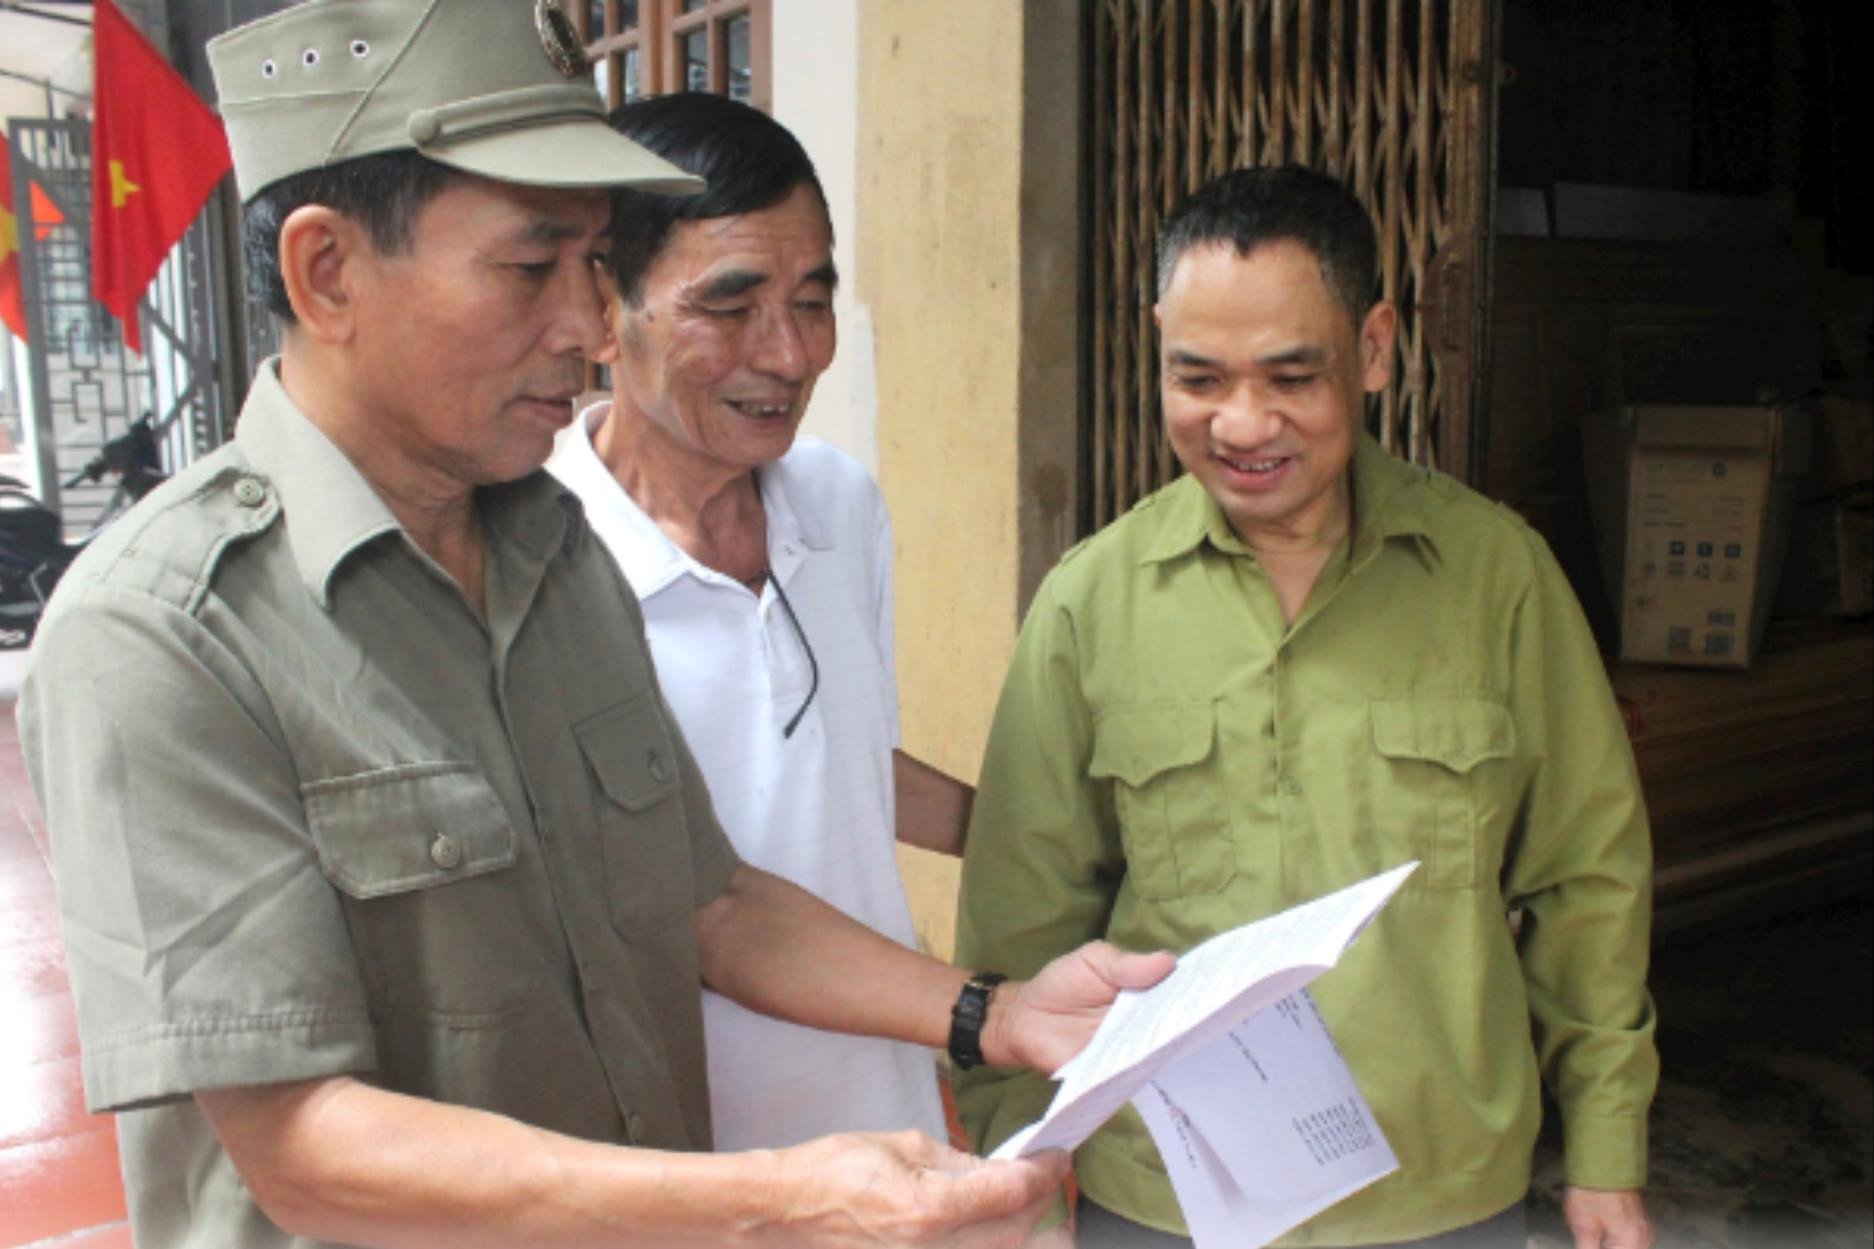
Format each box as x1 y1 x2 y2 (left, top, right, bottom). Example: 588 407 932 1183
0 203 17 265
109 159 141 210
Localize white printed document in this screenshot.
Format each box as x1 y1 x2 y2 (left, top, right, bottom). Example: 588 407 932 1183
989 862 1416 1249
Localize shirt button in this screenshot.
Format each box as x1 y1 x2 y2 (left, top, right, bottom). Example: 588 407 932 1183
1282 777 1303 797
429 833 462 869
232 476 267 507
626 1112 646 1143
647 752 670 782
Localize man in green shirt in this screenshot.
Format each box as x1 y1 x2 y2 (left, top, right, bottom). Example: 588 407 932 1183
17 3 1172 1246
955 166 1658 1249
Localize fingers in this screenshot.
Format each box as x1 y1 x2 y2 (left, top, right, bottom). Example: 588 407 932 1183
1562 1188 1652 1249
1607 1211 1655 1249
1092 943 1177 990
924 1152 1071 1244
883 1133 1069 1213
766 1133 1070 1246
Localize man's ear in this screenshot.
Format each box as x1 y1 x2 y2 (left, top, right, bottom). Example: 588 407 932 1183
590 264 624 366
1358 300 1398 393
279 205 367 345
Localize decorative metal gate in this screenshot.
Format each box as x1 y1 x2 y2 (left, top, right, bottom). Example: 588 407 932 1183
9 117 237 537
1087 0 1501 531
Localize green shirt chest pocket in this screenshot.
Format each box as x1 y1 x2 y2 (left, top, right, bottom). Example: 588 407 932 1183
305 763 516 896
1089 702 1236 900
575 693 697 938
303 763 528 1018
1368 697 1515 890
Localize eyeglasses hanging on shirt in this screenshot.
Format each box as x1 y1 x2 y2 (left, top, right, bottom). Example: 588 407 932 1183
768 573 820 738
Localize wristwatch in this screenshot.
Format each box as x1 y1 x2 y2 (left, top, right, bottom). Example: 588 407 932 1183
947 971 1008 1071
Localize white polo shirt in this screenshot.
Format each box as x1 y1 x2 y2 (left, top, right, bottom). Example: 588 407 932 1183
547 403 948 1151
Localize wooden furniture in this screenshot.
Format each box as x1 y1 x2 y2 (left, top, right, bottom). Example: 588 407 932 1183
1485 235 1866 932
1613 621 1874 934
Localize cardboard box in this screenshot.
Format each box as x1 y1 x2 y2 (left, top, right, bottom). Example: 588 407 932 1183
1836 489 1874 617
1775 481 1874 621
1817 394 1873 492
1583 405 1814 668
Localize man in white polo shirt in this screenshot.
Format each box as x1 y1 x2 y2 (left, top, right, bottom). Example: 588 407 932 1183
548 93 966 1150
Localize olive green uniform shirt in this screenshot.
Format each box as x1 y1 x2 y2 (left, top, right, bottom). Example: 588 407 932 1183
19 362 740 1249
956 436 1658 1244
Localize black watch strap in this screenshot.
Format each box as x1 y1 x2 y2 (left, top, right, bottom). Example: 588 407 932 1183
947 971 1008 1071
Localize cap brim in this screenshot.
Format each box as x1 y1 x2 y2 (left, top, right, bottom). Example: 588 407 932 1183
420 115 704 195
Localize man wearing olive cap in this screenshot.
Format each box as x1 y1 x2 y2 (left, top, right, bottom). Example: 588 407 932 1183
16 3 1171 1246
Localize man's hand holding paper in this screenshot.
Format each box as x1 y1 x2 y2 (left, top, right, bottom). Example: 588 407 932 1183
987 942 1182 1075
989 864 1418 1249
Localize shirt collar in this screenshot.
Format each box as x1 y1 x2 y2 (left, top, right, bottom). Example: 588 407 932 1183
236 357 577 608
235 359 402 607
549 399 830 599
1137 432 1442 567
1345 433 1442 569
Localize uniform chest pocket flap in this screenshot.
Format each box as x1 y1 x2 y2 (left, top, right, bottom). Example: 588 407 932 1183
1369 698 1514 773
576 693 694 936
577 695 681 812
1089 702 1235 899
1368 697 1514 889
303 763 515 899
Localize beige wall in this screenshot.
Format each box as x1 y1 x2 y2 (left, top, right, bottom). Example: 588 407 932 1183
771 0 874 472
856 1 1082 959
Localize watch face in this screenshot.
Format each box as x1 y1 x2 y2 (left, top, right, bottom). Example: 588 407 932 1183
949 974 1006 1070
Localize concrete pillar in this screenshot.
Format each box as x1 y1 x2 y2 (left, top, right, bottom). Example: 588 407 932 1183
857 1 1082 958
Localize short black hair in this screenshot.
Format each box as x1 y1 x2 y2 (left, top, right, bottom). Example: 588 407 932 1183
241 150 463 322
1156 165 1378 325
605 93 829 303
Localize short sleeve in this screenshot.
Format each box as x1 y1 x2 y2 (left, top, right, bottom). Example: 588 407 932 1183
19 583 376 1113
661 683 743 908
868 485 900 751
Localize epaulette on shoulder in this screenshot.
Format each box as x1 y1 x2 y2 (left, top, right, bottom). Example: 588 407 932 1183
63 450 280 615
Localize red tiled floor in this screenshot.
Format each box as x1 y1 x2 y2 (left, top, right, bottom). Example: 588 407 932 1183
0 939 69 1003
0 820 40 867
0 887 60 950
0 858 53 905
0 1055 107 1151
8 994 81 1068
35 1225 136 1249
0 688 130 1249
0 1127 127 1249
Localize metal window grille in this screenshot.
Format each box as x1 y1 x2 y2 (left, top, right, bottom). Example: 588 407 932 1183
582 0 770 111
9 118 236 536
1087 0 1499 533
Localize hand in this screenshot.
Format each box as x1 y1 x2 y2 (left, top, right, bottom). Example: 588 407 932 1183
759 1131 1071 1247
984 941 1178 1074
1025 1224 1076 1248
1562 1187 1652 1249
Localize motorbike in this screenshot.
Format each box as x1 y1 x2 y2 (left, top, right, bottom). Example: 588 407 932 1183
0 416 170 648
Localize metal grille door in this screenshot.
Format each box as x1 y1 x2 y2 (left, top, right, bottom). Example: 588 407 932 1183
10 118 235 537
1088 0 1499 530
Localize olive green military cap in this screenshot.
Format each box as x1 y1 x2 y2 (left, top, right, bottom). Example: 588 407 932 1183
208 0 703 202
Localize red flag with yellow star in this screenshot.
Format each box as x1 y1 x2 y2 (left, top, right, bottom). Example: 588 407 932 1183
90 0 232 354
0 140 27 342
